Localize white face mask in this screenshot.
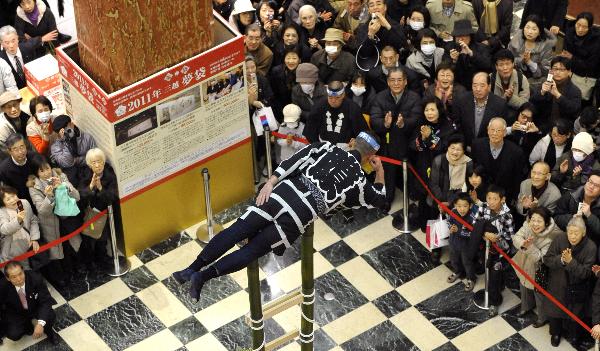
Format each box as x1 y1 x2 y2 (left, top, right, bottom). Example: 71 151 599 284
300 83 315 95
350 85 366 96
325 45 339 55
573 150 587 162
36 111 51 123
409 20 424 31
421 43 436 56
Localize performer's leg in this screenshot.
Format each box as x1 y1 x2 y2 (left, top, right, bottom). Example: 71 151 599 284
189 224 280 301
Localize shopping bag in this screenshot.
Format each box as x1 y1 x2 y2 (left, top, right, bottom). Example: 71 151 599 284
252 106 278 136
82 207 108 239
426 215 450 250
53 184 80 217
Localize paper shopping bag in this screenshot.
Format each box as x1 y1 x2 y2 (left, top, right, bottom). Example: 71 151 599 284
426 215 450 250
252 106 279 136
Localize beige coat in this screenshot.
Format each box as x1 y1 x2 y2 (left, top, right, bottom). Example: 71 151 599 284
426 0 478 36
512 219 562 289
27 169 81 260
0 199 39 269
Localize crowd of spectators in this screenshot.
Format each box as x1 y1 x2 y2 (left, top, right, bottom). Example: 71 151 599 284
230 0 600 348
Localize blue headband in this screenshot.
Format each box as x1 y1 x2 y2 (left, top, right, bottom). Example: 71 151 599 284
357 131 380 151
326 86 345 97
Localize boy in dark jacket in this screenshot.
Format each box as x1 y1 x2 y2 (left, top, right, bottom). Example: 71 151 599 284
446 192 479 291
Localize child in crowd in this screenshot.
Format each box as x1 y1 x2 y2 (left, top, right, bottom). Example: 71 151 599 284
275 104 305 163
446 192 478 291
467 165 487 206
474 184 515 317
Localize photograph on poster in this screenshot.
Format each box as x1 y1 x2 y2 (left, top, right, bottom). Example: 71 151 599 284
114 106 158 146
156 86 202 125
202 66 244 104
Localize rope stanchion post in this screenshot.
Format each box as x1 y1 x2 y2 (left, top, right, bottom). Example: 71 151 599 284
300 224 315 350
264 126 273 178
196 168 223 243
473 240 490 309
393 158 416 233
107 205 130 277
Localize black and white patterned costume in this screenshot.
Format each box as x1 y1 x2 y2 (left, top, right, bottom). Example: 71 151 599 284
189 142 386 277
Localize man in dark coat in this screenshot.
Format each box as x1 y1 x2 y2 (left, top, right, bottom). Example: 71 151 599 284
519 0 568 35
471 117 527 202
355 0 407 54
530 56 582 132
385 0 423 23
365 45 421 94
0 25 36 89
304 81 368 147
443 19 493 89
455 71 508 147
471 0 513 52
370 67 422 207
310 28 356 84
0 261 58 345
553 170 600 247
0 133 38 206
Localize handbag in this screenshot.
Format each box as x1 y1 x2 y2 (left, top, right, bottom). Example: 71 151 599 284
534 261 549 293
426 215 450 250
53 184 80 217
252 106 279 136
571 73 597 101
82 207 108 239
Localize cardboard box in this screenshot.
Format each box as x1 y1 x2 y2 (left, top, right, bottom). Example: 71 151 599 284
24 54 61 96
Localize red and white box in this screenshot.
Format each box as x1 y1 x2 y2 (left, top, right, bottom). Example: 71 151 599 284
24 54 61 95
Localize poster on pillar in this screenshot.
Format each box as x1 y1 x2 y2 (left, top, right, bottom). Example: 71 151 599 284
57 32 250 200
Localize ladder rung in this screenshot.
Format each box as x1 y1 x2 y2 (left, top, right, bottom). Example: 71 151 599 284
245 289 303 326
265 329 300 351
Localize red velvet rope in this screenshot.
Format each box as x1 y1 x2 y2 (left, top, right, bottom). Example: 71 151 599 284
272 130 593 333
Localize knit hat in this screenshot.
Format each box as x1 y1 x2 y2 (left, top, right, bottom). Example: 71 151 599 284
283 104 301 123
572 131 594 155
295 63 319 84
52 115 71 132
0 91 21 108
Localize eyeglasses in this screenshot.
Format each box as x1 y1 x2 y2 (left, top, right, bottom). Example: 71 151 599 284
587 179 600 189
550 67 568 72
387 78 405 83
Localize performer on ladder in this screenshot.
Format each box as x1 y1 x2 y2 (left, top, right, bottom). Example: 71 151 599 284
172 132 387 301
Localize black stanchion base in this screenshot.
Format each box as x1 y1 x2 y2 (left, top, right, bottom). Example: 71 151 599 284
391 213 418 233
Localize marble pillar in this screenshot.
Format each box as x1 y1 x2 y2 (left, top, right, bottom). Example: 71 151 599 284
73 0 214 93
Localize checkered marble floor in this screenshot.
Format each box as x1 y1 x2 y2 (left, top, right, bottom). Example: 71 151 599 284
3 190 597 351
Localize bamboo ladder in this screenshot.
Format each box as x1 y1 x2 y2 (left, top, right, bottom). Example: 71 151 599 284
245 223 315 351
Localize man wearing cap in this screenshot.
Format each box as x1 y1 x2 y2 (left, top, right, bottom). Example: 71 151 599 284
370 67 422 209
0 25 35 90
310 28 356 84
442 19 492 88
0 91 31 154
304 80 368 149
173 131 386 301
245 23 274 77
49 115 97 186
426 0 478 42
291 63 327 123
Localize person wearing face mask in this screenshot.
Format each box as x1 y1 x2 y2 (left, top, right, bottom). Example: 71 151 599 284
0 91 32 155
310 28 356 84
25 95 55 156
386 0 424 26
516 162 561 217
49 115 97 187
402 6 431 58
471 0 513 53
291 62 327 123
543 215 595 349
552 131 600 194
270 49 301 122
345 72 376 113
275 104 306 163
405 28 446 90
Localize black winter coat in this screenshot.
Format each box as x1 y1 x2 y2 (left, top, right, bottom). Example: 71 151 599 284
0 271 55 324
553 186 600 246
442 41 493 88
530 79 582 129
564 27 600 79
14 1 59 60
520 0 568 30
370 89 423 159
